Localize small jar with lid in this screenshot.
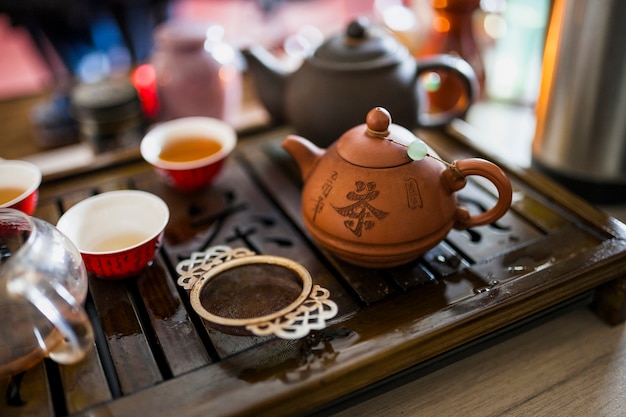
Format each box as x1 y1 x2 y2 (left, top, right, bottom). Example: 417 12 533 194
150 20 243 124
70 77 144 152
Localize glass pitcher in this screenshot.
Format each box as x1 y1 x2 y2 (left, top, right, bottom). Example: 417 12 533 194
0 208 93 378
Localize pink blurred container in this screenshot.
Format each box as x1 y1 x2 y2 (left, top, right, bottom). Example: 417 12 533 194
56 190 170 280
0 160 41 215
150 20 243 124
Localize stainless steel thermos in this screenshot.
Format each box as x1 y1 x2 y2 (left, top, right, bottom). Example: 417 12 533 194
532 0 626 204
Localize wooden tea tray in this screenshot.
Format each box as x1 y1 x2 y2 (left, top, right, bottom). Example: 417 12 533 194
2 123 626 417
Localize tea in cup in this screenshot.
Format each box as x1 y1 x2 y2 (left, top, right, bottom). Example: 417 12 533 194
0 160 42 215
140 117 237 191
56 190 170 279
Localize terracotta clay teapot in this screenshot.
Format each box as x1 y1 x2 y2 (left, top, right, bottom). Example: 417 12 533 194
244 17 479 146
282 107 513 268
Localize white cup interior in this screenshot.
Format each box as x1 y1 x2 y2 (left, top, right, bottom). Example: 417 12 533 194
57 190 170 254
0 161 42 206
140 117 237 170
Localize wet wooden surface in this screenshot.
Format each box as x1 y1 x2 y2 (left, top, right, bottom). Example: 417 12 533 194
1 122 626 417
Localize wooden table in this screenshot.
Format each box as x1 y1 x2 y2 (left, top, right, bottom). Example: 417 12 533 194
2 107 626 416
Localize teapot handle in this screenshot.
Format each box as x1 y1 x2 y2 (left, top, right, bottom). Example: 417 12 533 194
451 158 513 229
8 277 94 365
415 54 480 127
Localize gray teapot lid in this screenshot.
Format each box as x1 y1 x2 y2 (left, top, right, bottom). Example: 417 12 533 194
311 17 407 70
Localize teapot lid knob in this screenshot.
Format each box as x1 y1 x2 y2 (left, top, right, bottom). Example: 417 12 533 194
366 107 391 137
346 17 369 39
337 106 418 168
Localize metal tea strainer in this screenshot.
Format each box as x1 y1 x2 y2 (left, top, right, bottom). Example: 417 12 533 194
176 246 338 339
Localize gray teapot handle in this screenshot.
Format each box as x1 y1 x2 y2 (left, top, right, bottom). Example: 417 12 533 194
415 54 479 127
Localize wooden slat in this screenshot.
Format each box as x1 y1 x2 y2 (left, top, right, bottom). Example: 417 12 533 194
0 363 52 417
136 257 212 375
448 182 544 262
422 241 471 278
510 189 575 232
59 343 112 414
387 260 435 290
88 276 162 394
323 258 402 305
469 223 602 282
206 329 273 360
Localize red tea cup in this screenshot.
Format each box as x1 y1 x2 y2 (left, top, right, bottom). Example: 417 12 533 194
56 190 170 279
0 160 42 215
140 117 237 192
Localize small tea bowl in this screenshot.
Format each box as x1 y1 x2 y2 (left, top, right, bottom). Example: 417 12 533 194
56 190 170 279
0 160 42 215
140 117 237 192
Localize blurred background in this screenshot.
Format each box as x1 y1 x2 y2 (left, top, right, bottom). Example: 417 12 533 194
0 0 549 99
0 0 549 165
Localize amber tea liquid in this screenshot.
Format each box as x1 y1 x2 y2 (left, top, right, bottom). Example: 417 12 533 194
0 304 62 377
0 187 25 204
90 232 149 252
158 137 222 163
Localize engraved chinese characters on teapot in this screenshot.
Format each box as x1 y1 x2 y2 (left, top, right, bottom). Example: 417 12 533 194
281 107 513 268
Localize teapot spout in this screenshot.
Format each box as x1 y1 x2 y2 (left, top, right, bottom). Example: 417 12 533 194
241 45 291 122
281 135 325 181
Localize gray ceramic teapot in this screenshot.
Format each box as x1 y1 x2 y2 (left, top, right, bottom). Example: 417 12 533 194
243 17 479 146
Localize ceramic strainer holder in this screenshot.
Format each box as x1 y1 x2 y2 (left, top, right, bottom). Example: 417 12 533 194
176 245 338 339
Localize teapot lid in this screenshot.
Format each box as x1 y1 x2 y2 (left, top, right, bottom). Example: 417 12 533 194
311 18 407 70
336 107 418 168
